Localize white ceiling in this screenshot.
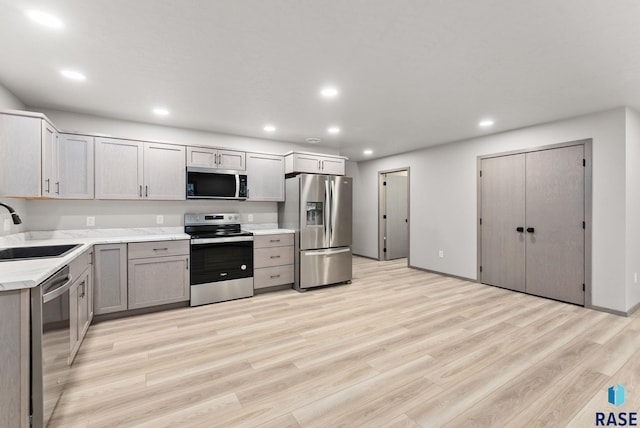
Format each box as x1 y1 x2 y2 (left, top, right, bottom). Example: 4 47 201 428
1 0 639 161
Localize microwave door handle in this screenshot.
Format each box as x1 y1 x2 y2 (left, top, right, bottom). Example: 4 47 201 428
235 174 240 198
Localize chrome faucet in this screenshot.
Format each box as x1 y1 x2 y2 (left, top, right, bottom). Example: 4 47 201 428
0 202 22 224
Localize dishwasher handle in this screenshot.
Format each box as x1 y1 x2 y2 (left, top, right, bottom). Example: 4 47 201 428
42 268 73 303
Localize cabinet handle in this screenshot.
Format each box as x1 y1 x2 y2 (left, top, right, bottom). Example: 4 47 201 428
317 160 321 170
526 227 535 233
153 247 169 252
214 153 218 166
139 185 142 197
516 227 524 233
79 281 85 298
270 274 281 279
186 257 189 270
45 178 50 193
270 239 281 243
55 182 60 194
145 185 149 197
270 255 281 259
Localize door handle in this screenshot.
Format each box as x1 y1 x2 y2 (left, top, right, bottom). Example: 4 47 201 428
526 227 535 233
516 227 524 233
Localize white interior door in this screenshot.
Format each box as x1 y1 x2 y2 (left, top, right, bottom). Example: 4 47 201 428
384 171 409 260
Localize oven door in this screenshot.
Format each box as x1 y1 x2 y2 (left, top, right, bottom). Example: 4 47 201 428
190 237 254 285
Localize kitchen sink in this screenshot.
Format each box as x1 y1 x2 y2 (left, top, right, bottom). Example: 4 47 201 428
0 244 80 261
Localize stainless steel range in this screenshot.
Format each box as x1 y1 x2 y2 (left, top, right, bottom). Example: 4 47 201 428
185 213 254 306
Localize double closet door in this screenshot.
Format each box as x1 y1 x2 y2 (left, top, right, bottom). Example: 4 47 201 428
480 144 585 305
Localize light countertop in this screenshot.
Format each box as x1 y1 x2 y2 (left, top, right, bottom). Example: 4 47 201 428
0 228 189 292
250 229 295 235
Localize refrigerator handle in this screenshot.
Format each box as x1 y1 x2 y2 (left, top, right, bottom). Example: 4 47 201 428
329 179 335 245
325 178 331 247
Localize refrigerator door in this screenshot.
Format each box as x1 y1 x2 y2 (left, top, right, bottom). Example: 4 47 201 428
329 176 352 248
299 174 330 250
299 247 353 288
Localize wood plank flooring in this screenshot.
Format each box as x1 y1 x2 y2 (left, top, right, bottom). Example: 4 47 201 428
49 256 640 427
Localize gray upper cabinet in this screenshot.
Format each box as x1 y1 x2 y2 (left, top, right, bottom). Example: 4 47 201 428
95 138 185 200
187 146 245 170
0 113 49 197
95 137 144 199
246 152 284 201
284 152 346 176
59 134 94 199
41 121 60 198
143 142 185 200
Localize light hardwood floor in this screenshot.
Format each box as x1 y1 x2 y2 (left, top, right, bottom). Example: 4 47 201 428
50 256 640 427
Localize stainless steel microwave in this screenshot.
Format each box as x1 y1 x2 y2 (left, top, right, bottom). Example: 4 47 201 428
186 167 248 200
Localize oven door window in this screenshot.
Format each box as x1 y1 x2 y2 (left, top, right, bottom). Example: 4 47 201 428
190 241 253 284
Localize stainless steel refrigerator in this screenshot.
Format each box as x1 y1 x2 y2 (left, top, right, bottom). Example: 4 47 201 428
279 174 352 290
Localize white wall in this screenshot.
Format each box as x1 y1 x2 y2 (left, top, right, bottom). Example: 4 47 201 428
0 81 25 111
349 108 628 313
0 81 27 236
25 199 276 231
625 108 640 311
34 108 340 156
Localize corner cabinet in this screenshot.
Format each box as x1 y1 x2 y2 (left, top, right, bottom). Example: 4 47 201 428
127 240 190 309
95 138 185 200
284 152 347 176
187 146 245 170
59 134 94 199
246 152 284 201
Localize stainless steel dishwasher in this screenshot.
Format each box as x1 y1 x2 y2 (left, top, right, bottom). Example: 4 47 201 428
31 265 73 428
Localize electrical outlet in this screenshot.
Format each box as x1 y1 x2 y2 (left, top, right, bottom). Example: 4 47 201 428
156 215 164 225
439 250 444 258
248 214 254 222
86 216 95 227
635 272 638 284
3 219 10 231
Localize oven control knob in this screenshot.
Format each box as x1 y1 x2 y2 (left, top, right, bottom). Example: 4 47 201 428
241 264 247 270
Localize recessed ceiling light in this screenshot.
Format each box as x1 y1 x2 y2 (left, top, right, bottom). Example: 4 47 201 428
363 149 373 155
321 87 339 98
25 10 64 29
263 125 276 132
306 138 321 144
479 119 495 128
60 70 86 81
327 127 340 134
153 107 169 116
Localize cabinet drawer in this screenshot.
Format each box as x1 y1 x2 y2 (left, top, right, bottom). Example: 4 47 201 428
254 245 294 268
128 240 189 259
253 234 294 249
69 246 92 281
254 265 294 289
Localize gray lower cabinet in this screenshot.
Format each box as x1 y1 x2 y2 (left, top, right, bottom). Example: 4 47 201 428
93 243 128 315
69 267 92 363
253 234 294 290
0 289 30 428
127 241 190 310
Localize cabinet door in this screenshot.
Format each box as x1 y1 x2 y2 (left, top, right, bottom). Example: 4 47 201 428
128 255 189 310
320 157 345 175
41 121 60 198
187 146 216 168
246 153 284 201
77 269 91 341
293 154 321 173
95 138 143 199
0 114 42 197
69 280 80 362
93 244 127 315
143 143 186 200
217 149 246 170
59 134 94 199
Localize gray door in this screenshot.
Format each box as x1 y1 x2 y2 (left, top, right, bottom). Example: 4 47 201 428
386 173 408 259
480 154 526 292
525 146 584 305
299 174 329 250
328 176 352 248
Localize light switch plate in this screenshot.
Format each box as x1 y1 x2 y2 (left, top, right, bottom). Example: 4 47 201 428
438 250 444 258
86 216 95 227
